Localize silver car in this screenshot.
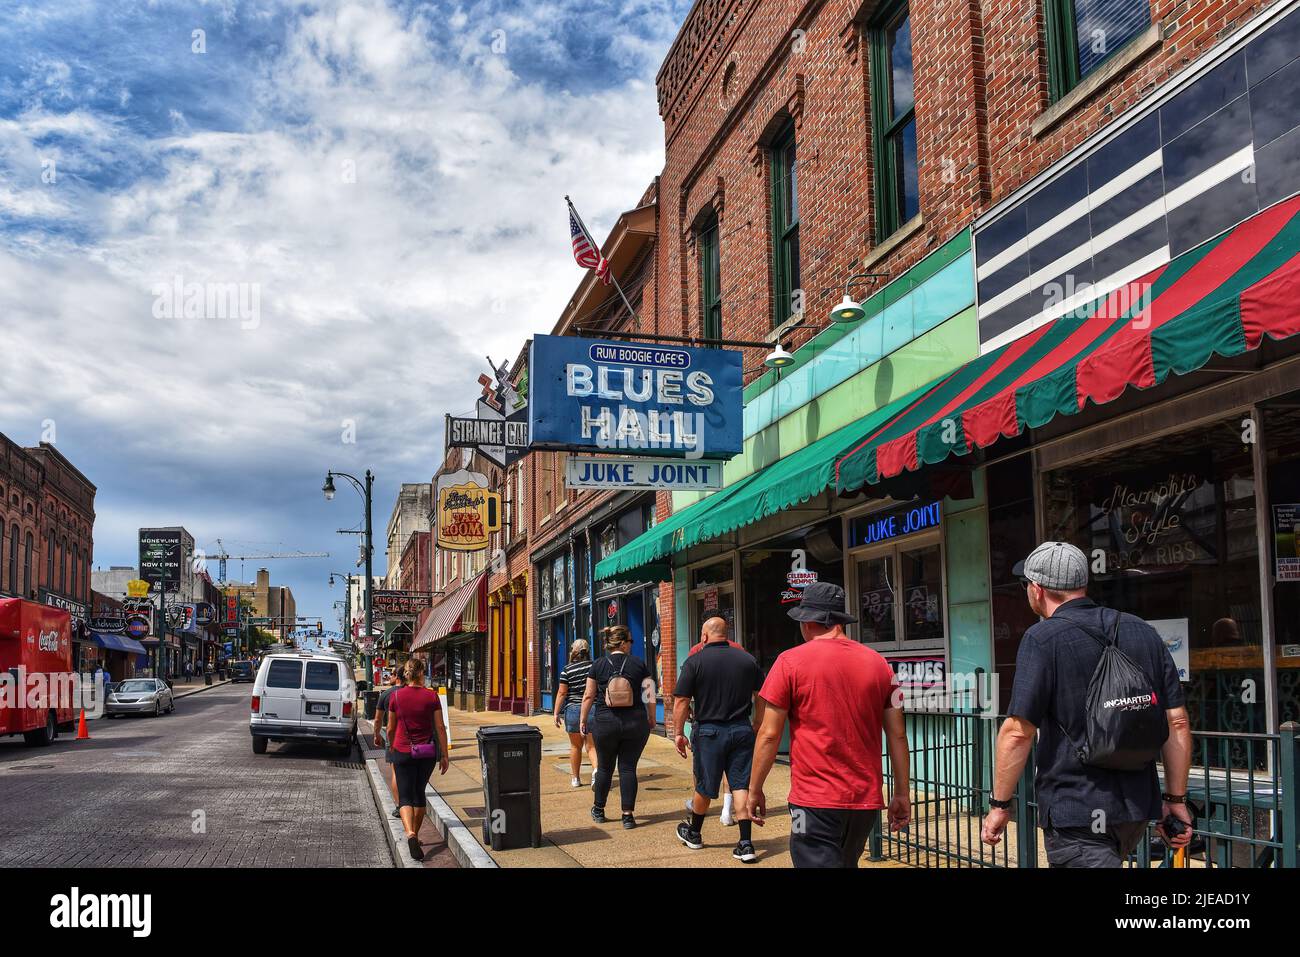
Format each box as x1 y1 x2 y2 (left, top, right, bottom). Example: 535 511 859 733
105 678 176 718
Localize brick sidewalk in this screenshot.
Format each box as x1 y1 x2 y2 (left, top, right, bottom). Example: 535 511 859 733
430 706 905 868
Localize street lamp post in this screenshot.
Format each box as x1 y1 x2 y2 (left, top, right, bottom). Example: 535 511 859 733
324 469 374 684
328 571 354 643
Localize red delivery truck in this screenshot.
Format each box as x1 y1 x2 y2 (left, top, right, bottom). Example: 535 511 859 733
0 598 76 746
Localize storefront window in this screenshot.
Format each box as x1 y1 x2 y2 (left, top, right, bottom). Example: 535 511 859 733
901 544 944 644
1264 402 1300 729
540 618 556 693
743 519 845 672
539 562 552 612
849 503 945 653
856 555 896 643
551 555 566 607
690 558 733 590
1043 418 1262 761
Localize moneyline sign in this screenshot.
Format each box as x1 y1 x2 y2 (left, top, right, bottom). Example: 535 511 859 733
528 334 742 458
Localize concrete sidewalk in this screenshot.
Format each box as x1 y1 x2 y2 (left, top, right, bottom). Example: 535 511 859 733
430 706 905 868
359 717 456 868
172 678 231 698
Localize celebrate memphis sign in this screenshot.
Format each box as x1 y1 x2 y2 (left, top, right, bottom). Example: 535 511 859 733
528 335 743 458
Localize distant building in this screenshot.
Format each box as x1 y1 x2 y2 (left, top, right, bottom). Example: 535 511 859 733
225 567 297 642
1 435 97 669
384 483 431 588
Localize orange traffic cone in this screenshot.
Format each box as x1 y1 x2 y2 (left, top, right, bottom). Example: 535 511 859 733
77 709 89 740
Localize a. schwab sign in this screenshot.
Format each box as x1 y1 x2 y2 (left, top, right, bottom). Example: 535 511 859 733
528 335 742 458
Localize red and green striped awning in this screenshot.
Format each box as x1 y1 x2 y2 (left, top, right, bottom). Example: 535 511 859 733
835 195 1300 492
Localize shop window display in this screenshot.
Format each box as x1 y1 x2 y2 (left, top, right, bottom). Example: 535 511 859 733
1043 418 1263 765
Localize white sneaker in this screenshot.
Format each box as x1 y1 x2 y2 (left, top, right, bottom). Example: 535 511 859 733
571 776 582 788
721 795 736 827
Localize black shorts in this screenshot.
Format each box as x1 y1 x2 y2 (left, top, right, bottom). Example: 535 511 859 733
692 720 755 799
788 804 880 868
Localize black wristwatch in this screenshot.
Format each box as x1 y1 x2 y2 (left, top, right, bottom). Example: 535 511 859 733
1162 792 1187 804
988 797 1013 810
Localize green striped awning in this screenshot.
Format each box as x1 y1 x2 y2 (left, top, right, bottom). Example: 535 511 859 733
836 195 1300 491
592 384 933 583
596 196 1300 582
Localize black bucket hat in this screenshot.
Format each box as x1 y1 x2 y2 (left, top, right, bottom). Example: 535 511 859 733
786 581 857 625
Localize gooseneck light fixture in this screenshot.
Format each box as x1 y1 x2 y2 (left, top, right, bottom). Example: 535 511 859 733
830 272 889 324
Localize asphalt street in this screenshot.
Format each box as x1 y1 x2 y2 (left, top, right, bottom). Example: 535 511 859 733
0 685 392 867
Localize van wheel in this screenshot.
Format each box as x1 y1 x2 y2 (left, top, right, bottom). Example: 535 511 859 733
252 736 268 755
23 711 56 747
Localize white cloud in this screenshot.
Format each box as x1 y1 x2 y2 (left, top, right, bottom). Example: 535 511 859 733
0 0 679 606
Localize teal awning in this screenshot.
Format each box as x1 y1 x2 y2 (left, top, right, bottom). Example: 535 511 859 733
593 384 931 583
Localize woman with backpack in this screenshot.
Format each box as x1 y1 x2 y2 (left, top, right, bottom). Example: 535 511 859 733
580 625 657 828
385 657 449 861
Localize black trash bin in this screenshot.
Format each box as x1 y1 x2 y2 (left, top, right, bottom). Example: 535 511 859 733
204 673 213 686
476 724 543 850
363 690 380 720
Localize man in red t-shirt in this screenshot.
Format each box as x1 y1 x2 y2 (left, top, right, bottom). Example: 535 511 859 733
748 582 911 867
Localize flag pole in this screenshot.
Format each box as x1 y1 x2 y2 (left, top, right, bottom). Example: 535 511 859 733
566 195 639 323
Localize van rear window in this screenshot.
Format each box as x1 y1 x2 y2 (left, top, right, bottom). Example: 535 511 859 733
265 660 303 689
304 661 339 691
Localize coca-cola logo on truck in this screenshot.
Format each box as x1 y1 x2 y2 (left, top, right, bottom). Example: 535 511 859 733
37 630 61 652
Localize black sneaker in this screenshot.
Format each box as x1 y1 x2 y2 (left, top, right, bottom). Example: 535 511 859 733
590 806 607 824
621 813 637 829
407 836 425 862
676 821 703 850
390 807 401 820
733 840 757 863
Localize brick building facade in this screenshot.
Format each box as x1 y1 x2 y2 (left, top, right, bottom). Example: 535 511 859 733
0 437 95 614
654 0 1279 378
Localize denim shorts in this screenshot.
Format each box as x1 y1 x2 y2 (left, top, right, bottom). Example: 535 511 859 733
692 719 756 799
563 702 595 734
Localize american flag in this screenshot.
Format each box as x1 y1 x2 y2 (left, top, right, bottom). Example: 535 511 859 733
570 207 611 285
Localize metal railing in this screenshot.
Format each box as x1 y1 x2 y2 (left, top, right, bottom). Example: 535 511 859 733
869 709 1299 868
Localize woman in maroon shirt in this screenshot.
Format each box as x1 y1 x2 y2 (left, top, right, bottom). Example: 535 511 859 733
385 658 449 861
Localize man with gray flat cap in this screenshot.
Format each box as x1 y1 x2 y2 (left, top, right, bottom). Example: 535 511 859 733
747 581 911 867
981 542 1194 866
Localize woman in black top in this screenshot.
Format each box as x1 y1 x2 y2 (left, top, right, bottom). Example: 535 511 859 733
552 639 598 787
580 625 656 828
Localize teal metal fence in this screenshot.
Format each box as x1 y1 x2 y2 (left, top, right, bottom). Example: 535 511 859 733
869 710 1299 868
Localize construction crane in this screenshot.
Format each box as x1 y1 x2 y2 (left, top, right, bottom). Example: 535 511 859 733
211 539 330 584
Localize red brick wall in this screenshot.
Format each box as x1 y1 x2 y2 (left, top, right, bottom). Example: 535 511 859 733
655 0 1273 383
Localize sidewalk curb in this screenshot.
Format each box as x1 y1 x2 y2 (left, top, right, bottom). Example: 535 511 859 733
174 680 232 699
423 782 497 869
364 757 420 869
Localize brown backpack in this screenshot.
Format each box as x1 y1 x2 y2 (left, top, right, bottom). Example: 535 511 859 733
604 654 635 708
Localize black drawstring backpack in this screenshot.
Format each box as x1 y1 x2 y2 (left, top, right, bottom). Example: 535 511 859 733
1055 610 1169 771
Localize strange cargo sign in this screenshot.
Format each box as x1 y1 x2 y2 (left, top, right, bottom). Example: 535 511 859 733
528 335 742 458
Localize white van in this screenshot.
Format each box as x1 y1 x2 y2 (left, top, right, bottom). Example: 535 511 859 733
249 651 358 755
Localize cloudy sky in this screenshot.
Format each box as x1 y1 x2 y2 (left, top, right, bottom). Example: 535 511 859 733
0 0 683 624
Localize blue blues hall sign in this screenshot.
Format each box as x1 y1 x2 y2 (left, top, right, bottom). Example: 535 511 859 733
528 335 743 458
849 501 942 549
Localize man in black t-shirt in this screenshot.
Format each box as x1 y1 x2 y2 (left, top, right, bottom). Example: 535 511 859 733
672 616 765 863
981 542 1194 866
373 670 405 818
